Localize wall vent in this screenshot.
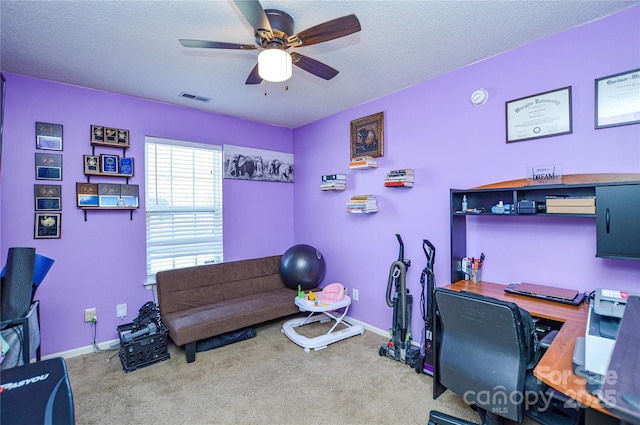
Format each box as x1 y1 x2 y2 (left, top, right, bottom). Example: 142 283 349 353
179 92 211 102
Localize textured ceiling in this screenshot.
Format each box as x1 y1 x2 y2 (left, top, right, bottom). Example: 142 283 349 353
1 1 638 128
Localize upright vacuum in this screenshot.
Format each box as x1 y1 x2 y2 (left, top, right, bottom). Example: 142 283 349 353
379 234 421 367
415 239 436 375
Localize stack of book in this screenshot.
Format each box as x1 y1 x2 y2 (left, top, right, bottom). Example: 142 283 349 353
384 169 414 187
349 156 378 169
320 174 346 191
346 195 378 214
545 196 596 214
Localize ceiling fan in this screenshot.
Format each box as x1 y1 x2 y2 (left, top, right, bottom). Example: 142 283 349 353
179 0 361 85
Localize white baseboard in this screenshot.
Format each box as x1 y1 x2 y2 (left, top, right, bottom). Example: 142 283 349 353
42 316 419 360
42 338 120 361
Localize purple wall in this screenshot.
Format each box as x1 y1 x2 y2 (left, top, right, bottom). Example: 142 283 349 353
1 6 639 357
0 75 294 355
292 7 640 336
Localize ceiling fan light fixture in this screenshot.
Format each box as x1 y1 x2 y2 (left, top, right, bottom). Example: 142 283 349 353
258 49 292 82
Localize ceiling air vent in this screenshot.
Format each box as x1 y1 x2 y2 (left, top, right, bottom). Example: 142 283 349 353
179 92 211 102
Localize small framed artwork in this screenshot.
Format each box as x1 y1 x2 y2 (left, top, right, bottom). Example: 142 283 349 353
100 154 119 174
119 157 134 176
595 68 640 129
104 127 118 144
350 112 384 158
506 87 572 143
34 184 62 211
35 152 62 180
117 129 130 147
84 155 100 174
35 122 63 151
91 125 104 144
34 213 61 239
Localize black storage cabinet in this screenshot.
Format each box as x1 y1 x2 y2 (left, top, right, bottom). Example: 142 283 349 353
596 184 640 260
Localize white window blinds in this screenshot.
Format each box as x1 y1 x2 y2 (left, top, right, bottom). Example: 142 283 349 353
145 137 223 281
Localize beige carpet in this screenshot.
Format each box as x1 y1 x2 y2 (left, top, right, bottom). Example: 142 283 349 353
64 316 531 425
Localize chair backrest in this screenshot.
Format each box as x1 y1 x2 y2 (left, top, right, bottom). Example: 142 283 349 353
434 288 533 423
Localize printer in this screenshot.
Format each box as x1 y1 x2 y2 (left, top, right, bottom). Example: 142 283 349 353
575 288 639 393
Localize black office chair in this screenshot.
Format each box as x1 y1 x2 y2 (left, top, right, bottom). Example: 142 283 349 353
429 288 581 425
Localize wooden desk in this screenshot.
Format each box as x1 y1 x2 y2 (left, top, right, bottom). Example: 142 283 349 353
444 280 610 416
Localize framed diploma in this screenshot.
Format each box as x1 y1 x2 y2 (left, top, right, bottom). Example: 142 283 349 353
34 213 61 239
595 68 640 129
506 87 572 143
100 154 119 174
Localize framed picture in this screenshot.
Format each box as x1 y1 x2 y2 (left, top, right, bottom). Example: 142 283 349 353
100 154 119 174
506 87 572 143
84 155 100 174
34 213 61 239
117 129 130 147
119 157 134 176
35 122 63 151
350 112 384 158
595 68 640 129
34 184 62 211
35 152 62 180
223 144 294 183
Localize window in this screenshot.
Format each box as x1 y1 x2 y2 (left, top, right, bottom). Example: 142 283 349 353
145 137 223 282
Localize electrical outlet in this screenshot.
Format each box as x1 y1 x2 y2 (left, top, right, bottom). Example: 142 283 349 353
84 307 97 322
352 288 359 301
116 303 127 318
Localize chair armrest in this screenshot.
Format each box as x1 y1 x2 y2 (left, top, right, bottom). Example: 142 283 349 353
539 329 558 349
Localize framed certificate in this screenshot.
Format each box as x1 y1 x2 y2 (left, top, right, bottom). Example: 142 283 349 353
119 157 134 176
100 154 119 174
506 87 572 143
35 122 63 151
595 68 640 129
84 155 100 174
34 184 62 211
35 152 63 180
34 213 61 239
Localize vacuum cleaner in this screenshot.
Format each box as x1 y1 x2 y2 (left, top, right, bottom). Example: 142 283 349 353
379 233 421 367
415 239 436 375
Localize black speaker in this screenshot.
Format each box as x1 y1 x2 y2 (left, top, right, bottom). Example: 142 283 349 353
1 247 35 321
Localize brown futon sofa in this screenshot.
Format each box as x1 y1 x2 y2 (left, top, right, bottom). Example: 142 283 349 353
156 255 301 363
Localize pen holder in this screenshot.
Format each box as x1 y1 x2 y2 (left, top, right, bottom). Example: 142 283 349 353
471 268 482 282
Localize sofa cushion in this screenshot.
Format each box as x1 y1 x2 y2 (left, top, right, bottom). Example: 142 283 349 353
162 287 298 346
156 255 284 314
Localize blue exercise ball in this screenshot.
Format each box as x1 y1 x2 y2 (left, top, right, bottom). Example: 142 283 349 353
280 244 326 290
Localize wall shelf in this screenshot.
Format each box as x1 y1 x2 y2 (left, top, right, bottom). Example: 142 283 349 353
450 173 640 282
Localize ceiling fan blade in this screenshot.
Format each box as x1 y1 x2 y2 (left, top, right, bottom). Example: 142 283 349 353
233 0 273 40
288 14 361 47
179 39 257 50
291 52 339 81
245 64 263 85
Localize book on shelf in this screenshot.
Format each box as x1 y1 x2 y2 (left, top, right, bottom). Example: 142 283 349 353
321 184 346 190
387 169 414 177
384 180 414 187
349 156 378 168
322 173 346 182
347 208 378 214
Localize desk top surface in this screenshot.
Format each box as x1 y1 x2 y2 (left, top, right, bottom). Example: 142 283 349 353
444 280 608 415
445 280 589 324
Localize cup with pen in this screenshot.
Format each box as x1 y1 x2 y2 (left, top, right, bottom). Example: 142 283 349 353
462 253 485 282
